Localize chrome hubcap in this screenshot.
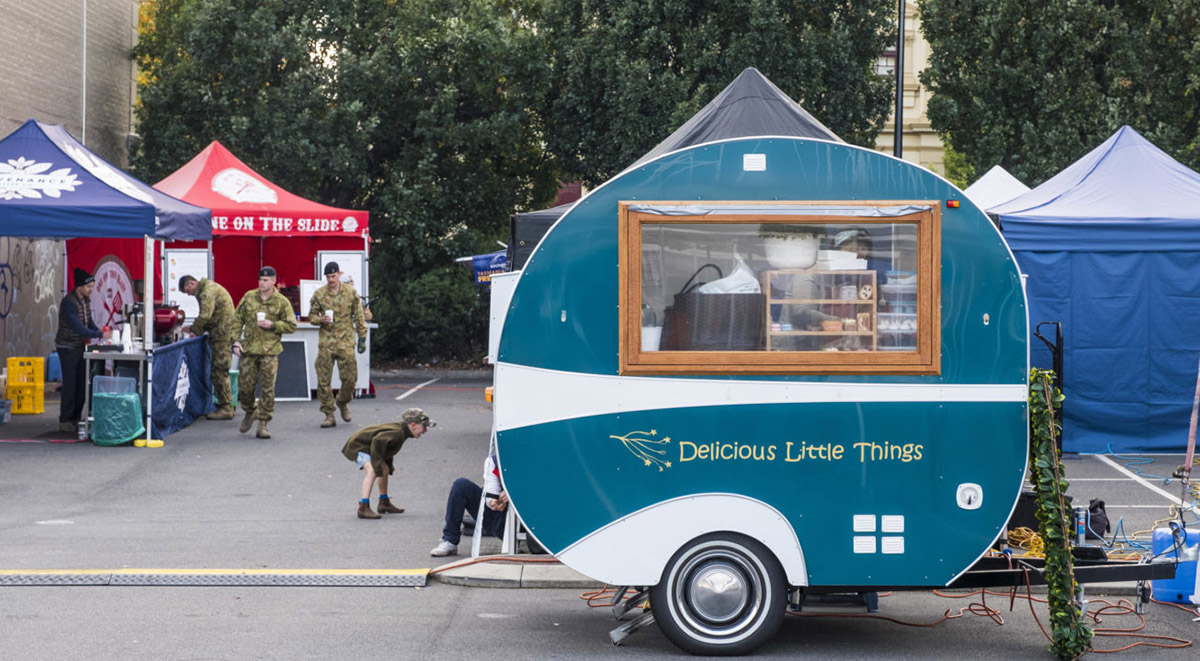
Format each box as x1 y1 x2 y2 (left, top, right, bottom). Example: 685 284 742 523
688 562 749 624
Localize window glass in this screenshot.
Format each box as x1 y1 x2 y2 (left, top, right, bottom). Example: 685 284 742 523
641 222 918 353
621 203 939 375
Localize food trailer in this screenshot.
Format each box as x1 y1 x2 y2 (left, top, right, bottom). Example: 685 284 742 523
492 134 1030 654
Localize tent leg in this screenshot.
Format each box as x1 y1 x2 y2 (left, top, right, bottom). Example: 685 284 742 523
138 235 162 448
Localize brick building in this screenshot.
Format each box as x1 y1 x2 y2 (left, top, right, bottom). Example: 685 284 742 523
0 0 138 366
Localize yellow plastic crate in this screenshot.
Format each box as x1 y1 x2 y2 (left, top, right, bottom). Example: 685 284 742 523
10 384 44 414
7 357 45 386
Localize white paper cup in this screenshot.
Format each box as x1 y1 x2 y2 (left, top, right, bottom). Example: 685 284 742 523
325 309 334 322
641 326 662 352
256 311 266 322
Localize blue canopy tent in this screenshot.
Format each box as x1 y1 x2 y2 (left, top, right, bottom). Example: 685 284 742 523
993 126 1200 453
0 119 210 239
0 119 212 442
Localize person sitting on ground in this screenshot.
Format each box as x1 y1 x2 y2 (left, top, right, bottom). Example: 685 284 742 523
340 408 436 519
430 453 507 557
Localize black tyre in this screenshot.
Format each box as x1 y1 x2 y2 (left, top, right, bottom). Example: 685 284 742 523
650 532 787 656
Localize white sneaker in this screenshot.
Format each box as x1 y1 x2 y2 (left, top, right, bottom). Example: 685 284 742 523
430 540 458 557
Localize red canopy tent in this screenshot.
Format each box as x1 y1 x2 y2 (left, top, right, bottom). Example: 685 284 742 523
68 141 369 304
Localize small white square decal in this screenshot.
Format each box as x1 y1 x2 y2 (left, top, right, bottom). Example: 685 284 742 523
882 537 905 554
852 514 877 533
881 515 905 533
853 536 877 554
743 153 766 171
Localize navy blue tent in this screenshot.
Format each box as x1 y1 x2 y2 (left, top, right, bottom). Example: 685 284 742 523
0 119 211 240
993 126 1200 453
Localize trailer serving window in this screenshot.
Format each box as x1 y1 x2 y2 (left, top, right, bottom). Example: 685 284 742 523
619 201 940 375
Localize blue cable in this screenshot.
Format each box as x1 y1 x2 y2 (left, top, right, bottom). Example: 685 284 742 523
1108 517 1152 551
1105 443 1172 484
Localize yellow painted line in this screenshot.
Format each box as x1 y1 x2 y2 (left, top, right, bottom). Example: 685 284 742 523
0 568 430 576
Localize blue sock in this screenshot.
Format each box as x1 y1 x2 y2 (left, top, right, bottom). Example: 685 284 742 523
379 494 390 500
360 498 369 505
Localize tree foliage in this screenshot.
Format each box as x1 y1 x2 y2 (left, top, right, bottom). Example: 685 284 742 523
135 0 902 360
133 0 558 360
920 0 1200 187
540 0 897 186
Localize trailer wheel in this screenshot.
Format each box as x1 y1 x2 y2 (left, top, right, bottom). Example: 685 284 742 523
650 532 786 656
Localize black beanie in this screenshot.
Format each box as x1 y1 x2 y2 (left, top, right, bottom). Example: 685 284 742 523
74 268 95 288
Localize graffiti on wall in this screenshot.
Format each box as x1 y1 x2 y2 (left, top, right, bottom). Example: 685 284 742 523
1 237 65 363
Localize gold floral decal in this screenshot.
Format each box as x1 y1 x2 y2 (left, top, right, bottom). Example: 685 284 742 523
610 429 672 471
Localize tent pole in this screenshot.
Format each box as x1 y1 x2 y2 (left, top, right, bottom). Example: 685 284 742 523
141 234 159 447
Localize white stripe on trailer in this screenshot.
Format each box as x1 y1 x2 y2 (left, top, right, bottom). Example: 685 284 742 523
394 378 440 401
494 363 1027 432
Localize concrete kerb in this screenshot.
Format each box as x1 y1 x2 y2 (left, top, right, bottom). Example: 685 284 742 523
430 556 604 589
370 367 492 381
427 556 1148 597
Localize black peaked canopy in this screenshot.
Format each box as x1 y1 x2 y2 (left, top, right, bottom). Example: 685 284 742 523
628 67 842 171
510 68 841 269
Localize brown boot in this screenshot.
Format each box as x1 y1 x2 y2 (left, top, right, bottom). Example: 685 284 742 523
338 402 352 422
239 412 254 433
256 420 271 439
320 412 336 428
207 407 235 420
357 502 380 519
376 499 404 514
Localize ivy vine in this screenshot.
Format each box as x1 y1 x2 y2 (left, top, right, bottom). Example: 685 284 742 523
1029 368 1093 660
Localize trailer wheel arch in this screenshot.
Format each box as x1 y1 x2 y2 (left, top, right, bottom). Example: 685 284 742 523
554 493 807 587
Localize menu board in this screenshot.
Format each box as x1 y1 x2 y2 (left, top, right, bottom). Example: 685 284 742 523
316 250 367 297
163 249 211 322
298 279 323 319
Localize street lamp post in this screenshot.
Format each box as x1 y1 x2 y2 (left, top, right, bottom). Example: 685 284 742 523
893 0 905 158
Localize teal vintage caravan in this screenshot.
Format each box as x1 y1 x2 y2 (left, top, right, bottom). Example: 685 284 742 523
493 74 1027 656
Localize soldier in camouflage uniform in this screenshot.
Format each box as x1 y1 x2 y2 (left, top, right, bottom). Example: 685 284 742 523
232 266 297 439
308 261 368 428
179 275 237 420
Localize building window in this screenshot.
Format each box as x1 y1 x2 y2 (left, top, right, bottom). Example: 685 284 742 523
619 201 941 375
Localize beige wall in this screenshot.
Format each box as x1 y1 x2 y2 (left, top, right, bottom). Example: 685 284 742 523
0 0 138 166
875 1 946 175
0 1 137 367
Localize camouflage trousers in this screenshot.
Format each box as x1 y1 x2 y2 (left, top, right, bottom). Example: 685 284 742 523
238 353 278 421
315 345 357 413
210 337 233 410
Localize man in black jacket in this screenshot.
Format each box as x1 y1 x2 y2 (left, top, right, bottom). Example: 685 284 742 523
55 268 110 433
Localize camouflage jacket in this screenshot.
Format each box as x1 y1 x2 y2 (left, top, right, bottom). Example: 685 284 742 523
308 283 367 350
191 279 235 340
340 422 414 477
235 289 297 355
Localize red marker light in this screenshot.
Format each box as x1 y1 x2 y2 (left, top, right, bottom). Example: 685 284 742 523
946 200 960 208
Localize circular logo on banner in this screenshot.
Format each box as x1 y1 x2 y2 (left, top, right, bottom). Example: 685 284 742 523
211 168 278 204
341 216 358 234
90 256 135 331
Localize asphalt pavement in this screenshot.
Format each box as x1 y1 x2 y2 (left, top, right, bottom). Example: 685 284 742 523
2 370 1198 659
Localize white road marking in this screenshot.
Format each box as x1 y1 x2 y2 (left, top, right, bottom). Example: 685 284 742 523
1069 478 1140 481
35 520 74 525
1092 454 1186 504
394 378 440 401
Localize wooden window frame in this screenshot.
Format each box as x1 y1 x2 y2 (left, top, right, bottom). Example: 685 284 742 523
619 200 941 376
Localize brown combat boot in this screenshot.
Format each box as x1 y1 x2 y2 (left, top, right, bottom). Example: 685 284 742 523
357 503 381 519
239 412 254 433
376 499 405 514
256 420 271 439
207 407 235 420
320 412 336 428
338 402 352 422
